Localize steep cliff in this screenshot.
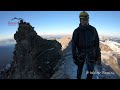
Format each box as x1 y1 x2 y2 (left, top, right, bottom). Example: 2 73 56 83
0 19 62 79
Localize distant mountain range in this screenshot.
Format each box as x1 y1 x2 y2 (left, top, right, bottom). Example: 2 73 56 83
0 38 16 46
0 35 120 79
53 35 120 79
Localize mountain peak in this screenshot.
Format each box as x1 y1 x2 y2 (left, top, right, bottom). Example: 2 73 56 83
0 20 62 79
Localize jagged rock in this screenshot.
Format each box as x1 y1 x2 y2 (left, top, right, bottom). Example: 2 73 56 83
1 20 62 79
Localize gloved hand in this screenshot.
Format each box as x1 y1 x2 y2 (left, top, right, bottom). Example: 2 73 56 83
96 60 102 66
96 56 102 66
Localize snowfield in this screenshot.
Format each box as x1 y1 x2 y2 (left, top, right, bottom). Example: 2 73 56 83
51 36 120 79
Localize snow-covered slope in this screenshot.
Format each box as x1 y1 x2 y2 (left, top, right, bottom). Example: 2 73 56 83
102 40 120 54
51 36 120 79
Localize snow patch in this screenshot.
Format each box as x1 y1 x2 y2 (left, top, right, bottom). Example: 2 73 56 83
103 40 120 54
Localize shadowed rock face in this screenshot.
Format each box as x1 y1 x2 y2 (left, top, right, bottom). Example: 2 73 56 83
0 20 62 79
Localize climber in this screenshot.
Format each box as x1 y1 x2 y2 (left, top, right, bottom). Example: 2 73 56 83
72 11 102 79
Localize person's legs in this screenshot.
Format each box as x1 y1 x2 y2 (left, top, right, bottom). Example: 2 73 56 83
77 61 84 79
86 62 94 79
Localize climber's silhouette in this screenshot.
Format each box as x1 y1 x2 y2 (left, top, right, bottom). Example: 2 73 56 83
72 11 102 79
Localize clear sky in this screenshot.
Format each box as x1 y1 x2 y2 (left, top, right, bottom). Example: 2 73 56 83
0 11 120 40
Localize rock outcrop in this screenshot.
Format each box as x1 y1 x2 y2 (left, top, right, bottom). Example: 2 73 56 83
0 19 62 79
57 37 71 50
100 43 113 52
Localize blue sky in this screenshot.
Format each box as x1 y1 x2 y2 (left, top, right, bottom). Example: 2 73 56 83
0 11 120 40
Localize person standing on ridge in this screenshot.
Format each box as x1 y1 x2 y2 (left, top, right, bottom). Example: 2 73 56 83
72 11 101 79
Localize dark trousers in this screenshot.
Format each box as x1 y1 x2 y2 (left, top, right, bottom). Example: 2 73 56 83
77 60 94 79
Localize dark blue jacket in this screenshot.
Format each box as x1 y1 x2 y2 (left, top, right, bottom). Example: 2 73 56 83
72 24 101 61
